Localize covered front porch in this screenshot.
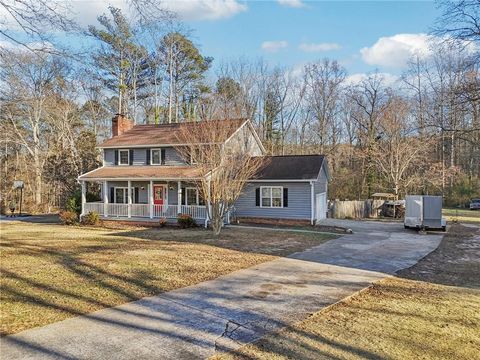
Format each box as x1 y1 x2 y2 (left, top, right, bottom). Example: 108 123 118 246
80 180 208 223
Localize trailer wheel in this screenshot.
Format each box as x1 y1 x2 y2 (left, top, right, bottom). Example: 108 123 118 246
404 225 409 229
442 226 446 232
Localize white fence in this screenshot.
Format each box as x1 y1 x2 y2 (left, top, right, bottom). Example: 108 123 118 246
83 202 104 216
180 205 207 220
131 204 149 217
107 204 129 217
83 202 208 219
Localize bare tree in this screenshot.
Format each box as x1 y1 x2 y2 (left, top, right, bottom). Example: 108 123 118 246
371 96 433 196
0 0 76 52
176 120 262 235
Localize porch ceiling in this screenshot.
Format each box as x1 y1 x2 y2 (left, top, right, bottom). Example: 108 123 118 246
79 166 203 181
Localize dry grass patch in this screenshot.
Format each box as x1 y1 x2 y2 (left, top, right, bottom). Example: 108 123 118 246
215 277 480 360
214 224 480 360
443 208 480 224
0 221 333 336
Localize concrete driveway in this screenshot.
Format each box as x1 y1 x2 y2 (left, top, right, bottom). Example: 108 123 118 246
0 220 443 359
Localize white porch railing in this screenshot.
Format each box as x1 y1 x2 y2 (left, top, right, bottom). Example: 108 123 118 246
153 205 178 218
83 202 207 219
180 205 207 220
107 204 128 217
131 204 149 217
84 202 104 216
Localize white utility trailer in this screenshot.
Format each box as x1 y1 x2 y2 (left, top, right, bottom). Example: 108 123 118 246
404 195 446 232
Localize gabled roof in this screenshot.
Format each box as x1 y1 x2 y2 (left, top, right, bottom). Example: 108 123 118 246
98 118 247 148
252 155 326 181
78 166 203 180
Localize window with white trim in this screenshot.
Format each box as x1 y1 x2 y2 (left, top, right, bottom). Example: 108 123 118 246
186 187 199 205
119 149 129 165
261 186 283 208
151 149 163 165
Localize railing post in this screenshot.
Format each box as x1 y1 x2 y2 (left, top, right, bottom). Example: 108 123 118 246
103 181 108 217
149 180 153 219
177 181 182 215
81 181 86 216
127 180 132 218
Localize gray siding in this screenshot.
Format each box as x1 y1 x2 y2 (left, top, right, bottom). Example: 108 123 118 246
104 149 115 166
164 147 185 165
235 182 312 220
225 123 264 156
314 165 328 195
103 147 187 166
105 181 201 205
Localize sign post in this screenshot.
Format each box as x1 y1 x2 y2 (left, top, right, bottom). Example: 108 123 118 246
13 181 24 216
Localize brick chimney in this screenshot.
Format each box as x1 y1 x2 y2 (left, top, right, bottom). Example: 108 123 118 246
112 114 134 137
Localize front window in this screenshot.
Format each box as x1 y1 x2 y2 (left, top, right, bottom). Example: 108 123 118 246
261 186 283 208
186 188 198 205
119 150 129 165
115 188 127 203
151 149 162 165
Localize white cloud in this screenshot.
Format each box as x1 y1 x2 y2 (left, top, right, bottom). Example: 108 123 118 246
299 42 341 52
164 0 247 21
360 33 432 68
345 72 399 87
277 0 306 8
67 0 246 27
261 40 288 53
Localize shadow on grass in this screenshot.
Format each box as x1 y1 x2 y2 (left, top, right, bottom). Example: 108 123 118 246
1 220 475 359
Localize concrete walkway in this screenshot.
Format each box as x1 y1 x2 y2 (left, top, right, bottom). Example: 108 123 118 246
0 221 443 359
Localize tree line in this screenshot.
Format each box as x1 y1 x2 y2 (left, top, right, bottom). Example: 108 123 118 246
0 0 479 212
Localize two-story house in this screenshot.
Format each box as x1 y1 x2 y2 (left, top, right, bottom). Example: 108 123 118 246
78 114 329 225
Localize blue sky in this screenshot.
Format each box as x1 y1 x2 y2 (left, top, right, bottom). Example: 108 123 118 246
185 0 440 77
0 0 441 80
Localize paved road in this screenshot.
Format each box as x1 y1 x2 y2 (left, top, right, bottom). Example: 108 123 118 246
0 221 442 360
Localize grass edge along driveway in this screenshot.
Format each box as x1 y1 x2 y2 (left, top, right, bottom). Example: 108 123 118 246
213 224 480 360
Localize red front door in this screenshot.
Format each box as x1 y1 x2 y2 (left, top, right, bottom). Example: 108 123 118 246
153 185 165 205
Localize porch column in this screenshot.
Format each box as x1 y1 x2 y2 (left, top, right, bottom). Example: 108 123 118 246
127 180 132 218
177 181 182 214
149 180 153 219
103 181 108 217
205 179 211 228
81 181 86 216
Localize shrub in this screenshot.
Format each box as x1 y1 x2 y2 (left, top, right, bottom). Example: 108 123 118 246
59 211 78 225
177 214 195 228
65 190 101 215
158 217 167 228
81 211 100 226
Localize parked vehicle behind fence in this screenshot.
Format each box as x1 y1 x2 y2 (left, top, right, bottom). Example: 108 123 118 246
470 199 480 210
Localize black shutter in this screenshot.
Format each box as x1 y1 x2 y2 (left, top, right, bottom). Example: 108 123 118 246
146 148 151 165
129 149 134 165
181 187 186 205
114 150 119 165
255 188 260 206
283 188 288 207
134 187 139 204
161 148 166 165
110 187 114 203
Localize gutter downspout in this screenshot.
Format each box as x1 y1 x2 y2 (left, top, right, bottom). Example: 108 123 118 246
310 181 314 225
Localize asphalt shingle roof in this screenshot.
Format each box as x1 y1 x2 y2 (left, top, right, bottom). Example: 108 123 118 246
253 155 326 180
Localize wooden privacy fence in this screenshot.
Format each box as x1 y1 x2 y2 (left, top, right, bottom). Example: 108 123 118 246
330 199 385 219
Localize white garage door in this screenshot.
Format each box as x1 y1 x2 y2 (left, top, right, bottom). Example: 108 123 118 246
316 192 327 221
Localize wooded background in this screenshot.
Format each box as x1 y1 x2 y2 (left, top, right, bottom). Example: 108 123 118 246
1 0 479 213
